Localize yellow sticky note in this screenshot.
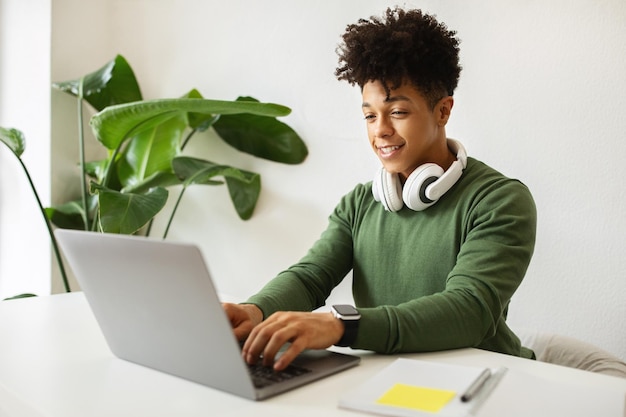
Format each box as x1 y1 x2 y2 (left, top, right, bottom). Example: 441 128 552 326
376 383 456 413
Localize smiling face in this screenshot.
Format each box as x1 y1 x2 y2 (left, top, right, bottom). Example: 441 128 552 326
362 80 455 183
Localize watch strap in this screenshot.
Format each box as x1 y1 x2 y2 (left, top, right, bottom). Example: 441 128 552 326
335 315 359 347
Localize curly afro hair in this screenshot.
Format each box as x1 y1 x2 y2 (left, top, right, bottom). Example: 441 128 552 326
335 7 461 109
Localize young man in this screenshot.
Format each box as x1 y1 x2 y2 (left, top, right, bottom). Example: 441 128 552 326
223 7 536 371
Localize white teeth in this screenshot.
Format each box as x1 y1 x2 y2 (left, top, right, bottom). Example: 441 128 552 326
379 145 400 155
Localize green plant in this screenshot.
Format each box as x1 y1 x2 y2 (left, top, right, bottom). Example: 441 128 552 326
1 54 307 295
49 54 307 236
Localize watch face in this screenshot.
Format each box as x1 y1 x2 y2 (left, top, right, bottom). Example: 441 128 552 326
333 304 359 316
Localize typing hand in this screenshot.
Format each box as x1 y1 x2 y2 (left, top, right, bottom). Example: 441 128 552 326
223 303 263 341
242 311 344 371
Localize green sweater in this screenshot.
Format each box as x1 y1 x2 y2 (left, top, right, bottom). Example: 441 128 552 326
247 157 537 359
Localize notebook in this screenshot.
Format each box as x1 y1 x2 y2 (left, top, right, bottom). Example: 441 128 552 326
54 229 360 401
339 358 506 417
339 358 626 417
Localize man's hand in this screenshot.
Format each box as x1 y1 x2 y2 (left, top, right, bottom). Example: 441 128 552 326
222 303 263 341
242 311 345 371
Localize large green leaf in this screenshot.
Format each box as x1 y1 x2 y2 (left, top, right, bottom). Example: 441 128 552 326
182 89 220 132
172 156 261 219
85 159 109 183
0 127 25 157
52 54 142 111
116 113 186 189
173 157 243 185
94 185 169 234
3 293 38 301
213 97 307 164
122 171 182 194
90 98 292 151
45 199 91 230
224 173 261 220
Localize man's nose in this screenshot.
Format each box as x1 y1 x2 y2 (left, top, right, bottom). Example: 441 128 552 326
374 117 393 138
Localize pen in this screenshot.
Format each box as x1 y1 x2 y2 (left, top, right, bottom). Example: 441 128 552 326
460 368 492 402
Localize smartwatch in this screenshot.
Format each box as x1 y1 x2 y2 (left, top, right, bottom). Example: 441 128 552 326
331 304 361 347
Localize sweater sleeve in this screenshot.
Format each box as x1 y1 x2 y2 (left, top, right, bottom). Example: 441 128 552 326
353 179 537 356
244 195 355 318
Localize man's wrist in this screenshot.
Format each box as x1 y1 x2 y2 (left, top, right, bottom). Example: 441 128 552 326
331 304 360 347
240 303 264 326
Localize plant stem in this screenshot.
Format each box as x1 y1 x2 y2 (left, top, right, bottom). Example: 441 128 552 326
18 158 71 293
77 77 89 231
162 186 187 239
162 127 196 239
145 218 154 236
181 128 198 150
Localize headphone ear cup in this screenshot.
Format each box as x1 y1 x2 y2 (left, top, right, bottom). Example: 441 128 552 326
402 163 444 211
372 168 403 212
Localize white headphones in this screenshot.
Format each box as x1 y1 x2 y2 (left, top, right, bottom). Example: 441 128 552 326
372 139 467 212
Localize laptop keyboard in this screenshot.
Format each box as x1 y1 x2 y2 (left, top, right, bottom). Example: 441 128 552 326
248 363 312 388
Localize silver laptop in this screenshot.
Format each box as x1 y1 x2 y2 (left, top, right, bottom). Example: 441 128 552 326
55 229 360 400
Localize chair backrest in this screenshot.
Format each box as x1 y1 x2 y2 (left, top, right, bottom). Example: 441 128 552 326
517 329 626 379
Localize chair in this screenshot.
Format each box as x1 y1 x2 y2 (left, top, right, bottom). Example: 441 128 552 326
517 329 626 379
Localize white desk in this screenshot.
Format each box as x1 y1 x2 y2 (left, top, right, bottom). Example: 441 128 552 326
1 292 624 417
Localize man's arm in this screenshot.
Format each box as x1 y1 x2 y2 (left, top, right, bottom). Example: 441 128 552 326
225 190 361 370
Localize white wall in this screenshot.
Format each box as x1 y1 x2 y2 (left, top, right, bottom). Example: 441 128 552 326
0 0 51 297
2 0 625 360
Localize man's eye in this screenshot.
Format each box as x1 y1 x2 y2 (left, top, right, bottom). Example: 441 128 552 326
392 110 408 116
364 114 375 121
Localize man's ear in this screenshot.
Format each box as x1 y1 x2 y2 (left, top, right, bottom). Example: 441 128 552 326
436 96 454 126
